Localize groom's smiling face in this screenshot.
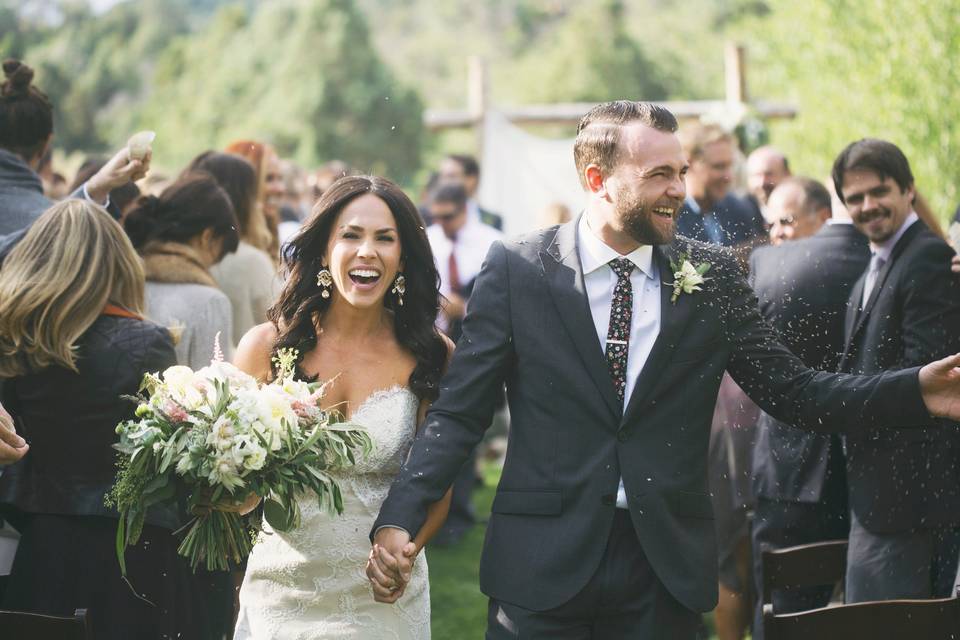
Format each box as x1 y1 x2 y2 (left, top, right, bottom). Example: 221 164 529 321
605 123 688 245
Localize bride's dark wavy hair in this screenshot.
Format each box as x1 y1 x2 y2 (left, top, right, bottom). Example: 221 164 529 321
269 175 446 401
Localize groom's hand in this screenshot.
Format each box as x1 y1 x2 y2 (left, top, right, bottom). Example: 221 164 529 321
367 527 415 603
919 353 960 419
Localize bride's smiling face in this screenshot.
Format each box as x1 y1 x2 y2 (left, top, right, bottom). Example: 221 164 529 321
324 193 403 310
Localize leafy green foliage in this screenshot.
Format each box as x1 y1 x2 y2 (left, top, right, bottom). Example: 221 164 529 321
135 0 425 182
734 0 960 221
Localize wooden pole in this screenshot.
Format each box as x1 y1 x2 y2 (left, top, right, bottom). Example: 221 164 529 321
724 42 747 104
467 56 488 157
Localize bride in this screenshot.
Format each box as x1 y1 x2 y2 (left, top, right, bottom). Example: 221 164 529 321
231 175 453 639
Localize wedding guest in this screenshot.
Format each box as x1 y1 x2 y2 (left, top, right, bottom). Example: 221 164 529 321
676 123 766 261
748 177 868 637
765 176 833 246
225 140 284 260
0 403 26 467
438 154 504 230
71 157 141 220
745 146 791 221
0 58 146 247
124 174 239 369
833 138 960 603
188 152 278 340
0 200 214 639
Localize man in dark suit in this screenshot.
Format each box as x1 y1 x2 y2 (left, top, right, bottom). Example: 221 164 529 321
675 123 767 256
367 102 960 639
748 177 869 635
833 138 960 602
439 154 504 231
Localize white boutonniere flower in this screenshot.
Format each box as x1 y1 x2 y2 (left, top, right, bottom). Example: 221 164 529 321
669 254 711 303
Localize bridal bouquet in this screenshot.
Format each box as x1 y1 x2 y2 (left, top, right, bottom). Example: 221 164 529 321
106 345 372 573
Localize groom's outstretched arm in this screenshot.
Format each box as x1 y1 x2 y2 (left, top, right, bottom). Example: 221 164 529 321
372 240 515 539
714 249 932 433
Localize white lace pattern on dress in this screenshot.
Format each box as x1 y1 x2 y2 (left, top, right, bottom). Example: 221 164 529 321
234 386 430 640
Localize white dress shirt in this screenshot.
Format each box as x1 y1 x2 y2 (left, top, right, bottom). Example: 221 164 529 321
577 215 661 508
861 211 918 306
427 216 504 299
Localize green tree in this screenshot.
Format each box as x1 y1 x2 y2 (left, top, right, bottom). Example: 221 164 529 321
14 0 193 153
504 0 672 104
139 0 425 183
738 0 960 221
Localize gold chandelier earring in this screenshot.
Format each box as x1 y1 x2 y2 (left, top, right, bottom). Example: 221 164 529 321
391 273 406 306
316 268 333 299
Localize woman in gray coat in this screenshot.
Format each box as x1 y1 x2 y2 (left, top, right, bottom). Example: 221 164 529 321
123 173 240 369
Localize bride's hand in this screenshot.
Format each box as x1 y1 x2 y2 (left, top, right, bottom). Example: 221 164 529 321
191 491 261 517
367 545 407 604
216 492 262 515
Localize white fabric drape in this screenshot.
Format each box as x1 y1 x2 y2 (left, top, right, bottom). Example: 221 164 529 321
478 110 586 236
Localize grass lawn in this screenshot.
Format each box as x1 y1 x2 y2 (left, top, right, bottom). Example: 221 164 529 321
427 462 722 639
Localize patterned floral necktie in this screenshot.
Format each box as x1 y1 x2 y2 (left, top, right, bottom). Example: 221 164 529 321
606 258 635 405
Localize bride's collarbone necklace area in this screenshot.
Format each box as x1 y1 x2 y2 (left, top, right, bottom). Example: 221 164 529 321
308 332 416 422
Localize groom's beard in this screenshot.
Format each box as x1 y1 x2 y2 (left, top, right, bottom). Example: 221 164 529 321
618 195 677 246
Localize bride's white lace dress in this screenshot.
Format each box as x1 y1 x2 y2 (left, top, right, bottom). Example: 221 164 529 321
234 386 430 639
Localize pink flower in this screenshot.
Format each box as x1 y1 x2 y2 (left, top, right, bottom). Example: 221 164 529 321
164 400 189 423
291 400 318 420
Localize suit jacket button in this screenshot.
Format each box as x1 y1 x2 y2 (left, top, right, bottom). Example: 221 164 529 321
601 494 615 506
617 432 628 443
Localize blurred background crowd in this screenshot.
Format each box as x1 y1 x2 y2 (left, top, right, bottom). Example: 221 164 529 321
2 1 960 639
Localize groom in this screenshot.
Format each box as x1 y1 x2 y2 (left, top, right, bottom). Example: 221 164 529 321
369 101 960 638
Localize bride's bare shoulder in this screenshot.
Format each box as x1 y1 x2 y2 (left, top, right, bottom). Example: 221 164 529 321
234 322 279 378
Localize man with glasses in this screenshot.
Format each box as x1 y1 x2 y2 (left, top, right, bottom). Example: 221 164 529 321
765 177 835 246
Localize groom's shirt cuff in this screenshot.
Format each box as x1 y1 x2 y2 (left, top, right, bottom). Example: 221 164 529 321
374 525 411 538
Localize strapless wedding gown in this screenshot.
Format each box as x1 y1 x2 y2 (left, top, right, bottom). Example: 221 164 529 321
234 386 430 639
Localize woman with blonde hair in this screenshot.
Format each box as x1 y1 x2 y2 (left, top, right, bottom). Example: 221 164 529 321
0 200 216 639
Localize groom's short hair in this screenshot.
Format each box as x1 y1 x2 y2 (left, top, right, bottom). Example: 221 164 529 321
574 101 679 189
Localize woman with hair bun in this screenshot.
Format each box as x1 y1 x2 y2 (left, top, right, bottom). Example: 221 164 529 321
0 199 217 639
124 173 240 369
0 58 148 242
186 151 279 338
232 175 453 640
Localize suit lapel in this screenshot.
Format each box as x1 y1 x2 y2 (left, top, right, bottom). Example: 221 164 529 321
846 221 924 344
621 244 696 426
541 219 621 421
845 274 866 344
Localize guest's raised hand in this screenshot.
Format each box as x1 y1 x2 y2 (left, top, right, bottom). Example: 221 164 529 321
0 402 28 466
85 146 151 204
919 352 960 420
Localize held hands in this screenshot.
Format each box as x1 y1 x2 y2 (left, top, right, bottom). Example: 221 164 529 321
0 402 28 466
919 353 960 420
85 146 152 204
366 528 418 604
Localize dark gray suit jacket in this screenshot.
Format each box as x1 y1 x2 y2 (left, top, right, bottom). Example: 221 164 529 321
749 223 870 502
839 221 960 533
374 218 930 613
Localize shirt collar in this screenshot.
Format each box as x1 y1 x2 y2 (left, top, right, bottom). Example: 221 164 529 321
577 214 654 279
870 211 919 261
684 194 701 215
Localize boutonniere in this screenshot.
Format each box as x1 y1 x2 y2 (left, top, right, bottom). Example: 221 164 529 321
669 253 711 303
